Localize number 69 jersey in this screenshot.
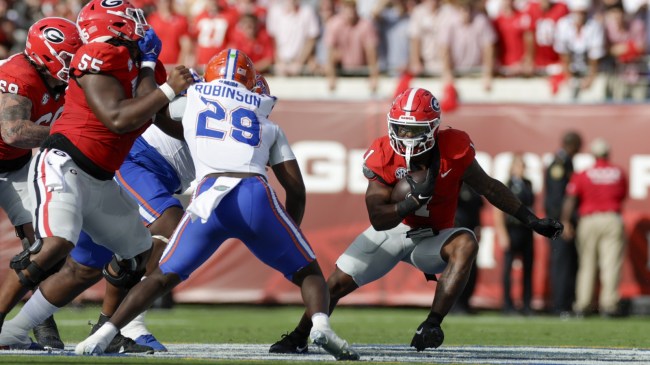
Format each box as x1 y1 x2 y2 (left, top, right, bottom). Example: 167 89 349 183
182 80 294 180
0 54 65 161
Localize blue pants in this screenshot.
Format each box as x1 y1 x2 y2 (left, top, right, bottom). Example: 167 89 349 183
160 176 316 281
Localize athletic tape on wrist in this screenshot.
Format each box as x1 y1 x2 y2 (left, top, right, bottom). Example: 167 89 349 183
159 83 176 102
141 61 156 70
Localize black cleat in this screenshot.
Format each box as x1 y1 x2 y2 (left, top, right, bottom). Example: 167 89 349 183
90 322 154 354
33 315 64 349
269 330 308 354
410 319 444 352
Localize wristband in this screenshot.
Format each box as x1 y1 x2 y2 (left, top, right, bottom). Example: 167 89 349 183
141 61 156 70
396 196 420 218
158 82 176 102
514 205 537 226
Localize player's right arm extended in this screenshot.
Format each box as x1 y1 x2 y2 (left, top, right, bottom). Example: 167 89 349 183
78 66 192 134
0 93 49 148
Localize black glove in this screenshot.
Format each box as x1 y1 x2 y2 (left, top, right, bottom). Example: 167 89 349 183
410 319 444 351
527 218 564 240
405 168 435 206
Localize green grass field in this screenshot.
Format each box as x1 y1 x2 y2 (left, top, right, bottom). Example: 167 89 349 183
2 304 650 364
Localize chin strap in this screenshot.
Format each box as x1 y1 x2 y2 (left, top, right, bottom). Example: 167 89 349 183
405 145 413 172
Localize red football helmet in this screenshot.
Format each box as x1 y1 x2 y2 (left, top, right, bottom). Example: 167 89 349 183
25 17 83 83
204 49 256 90
76 0 148 43
387 87 441 162
251 73 271 95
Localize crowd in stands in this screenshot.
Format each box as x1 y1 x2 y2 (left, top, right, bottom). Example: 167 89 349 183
1 0 649 99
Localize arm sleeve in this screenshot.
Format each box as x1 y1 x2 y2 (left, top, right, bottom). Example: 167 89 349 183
168 96 187 121
269 126 296 166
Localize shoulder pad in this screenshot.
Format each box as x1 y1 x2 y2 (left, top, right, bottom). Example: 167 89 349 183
71 43 133 77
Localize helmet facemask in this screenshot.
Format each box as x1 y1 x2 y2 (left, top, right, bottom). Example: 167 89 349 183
106 7 148 41
388 117 439 170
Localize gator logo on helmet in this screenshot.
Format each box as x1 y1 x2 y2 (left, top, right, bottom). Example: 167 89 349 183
43 28 64 43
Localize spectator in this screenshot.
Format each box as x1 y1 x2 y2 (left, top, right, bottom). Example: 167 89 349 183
408 0 453 77
545 131 582 317
452 183 484 314
147 0 194 67
0 0 17 59
554 0 605 99
561 138 627 317
525 0 568 75
312 0 336 75
371 0 411 76
324 0 380 93
232 0 268 24
229 14 275 74
493 0 534 76
267 0 320 76
600 0 646 100
494 153 535 315
191 0 238 68
439 0 497 92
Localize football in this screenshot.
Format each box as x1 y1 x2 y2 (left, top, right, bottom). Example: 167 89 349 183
391 169 429 202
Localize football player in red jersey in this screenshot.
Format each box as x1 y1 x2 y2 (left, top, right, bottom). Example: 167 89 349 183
0 17 83 350
0 0 194 350
270 87 564 353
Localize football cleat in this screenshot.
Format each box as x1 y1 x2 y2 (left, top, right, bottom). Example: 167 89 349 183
410 319 444 351
89 321 153 354
33 315 64 349
269 330 308 354
310 328 360 361
134 334 167 352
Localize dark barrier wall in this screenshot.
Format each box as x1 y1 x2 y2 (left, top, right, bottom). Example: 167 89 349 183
0 102 647 309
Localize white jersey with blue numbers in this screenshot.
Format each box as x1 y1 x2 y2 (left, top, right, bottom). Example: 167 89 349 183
181 80 295 180
140 125 195 193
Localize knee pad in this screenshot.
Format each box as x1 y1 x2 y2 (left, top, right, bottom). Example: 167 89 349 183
102 255 146 289
15 226 30 250
9 239 64 289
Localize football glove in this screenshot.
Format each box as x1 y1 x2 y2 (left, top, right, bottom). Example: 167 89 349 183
527 218 564 240
138 28 162 63
410 319 444 352
405 168 435 206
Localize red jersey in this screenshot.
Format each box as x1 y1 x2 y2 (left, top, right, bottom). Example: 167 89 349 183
192 9 238 66
147 11 189 65
228 28 274 65
493 11 531 66
0 54 65 161
526 1 568 67
566 159 627 216
364 128 475 230
50 42 150 173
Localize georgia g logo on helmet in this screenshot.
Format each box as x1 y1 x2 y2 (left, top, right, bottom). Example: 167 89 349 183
43 28 65 44
101 0 124 8
431 97 441 113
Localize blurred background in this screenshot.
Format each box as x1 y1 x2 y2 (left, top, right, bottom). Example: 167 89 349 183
0 0 648 318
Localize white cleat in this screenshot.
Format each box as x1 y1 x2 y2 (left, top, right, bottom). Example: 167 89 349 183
74 340 104 356
75 325 115 356
310 328 360 361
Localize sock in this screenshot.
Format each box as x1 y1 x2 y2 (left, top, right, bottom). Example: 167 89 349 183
92 321 119 345
121 311 151 339
10 289 59 332
311 312 330 330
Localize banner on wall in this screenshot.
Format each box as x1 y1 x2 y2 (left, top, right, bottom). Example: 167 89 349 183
0 102 648 309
